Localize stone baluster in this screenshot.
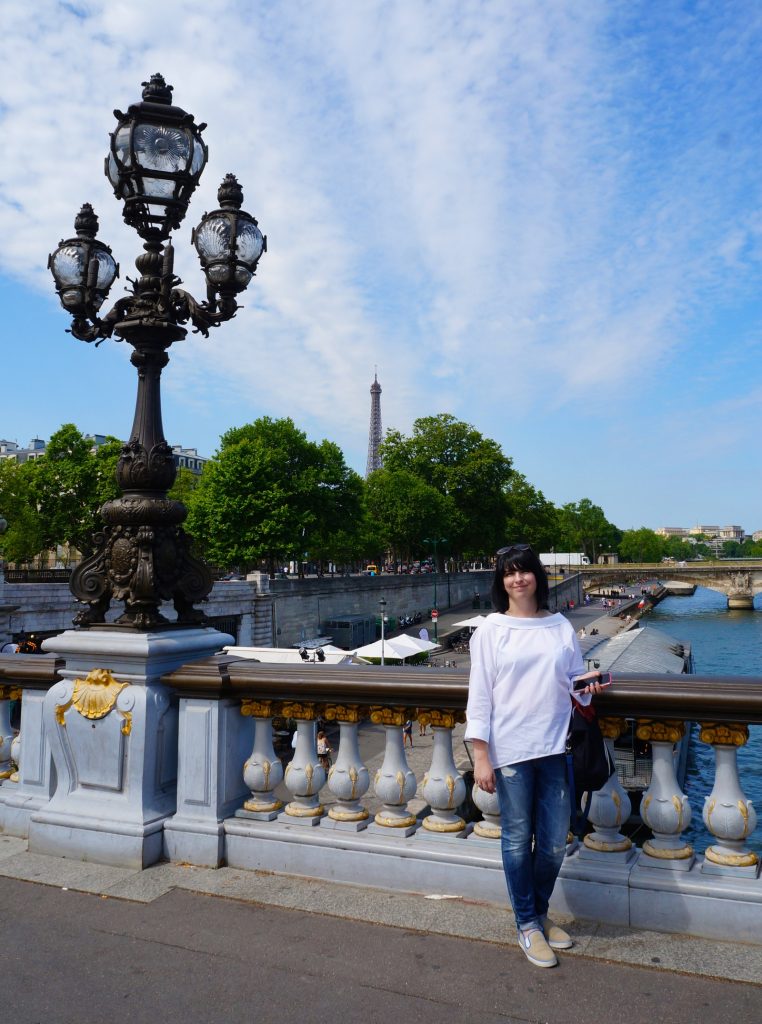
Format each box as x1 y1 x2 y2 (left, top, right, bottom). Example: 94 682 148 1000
368 706 418 837
278 702 325 825
699 722 759 877
636 719 694 869
0 685 16 780
239 700 284 820
579 717 635 862
9 731 20 783
419 710 467 837
470 779 502 840
322 704 370 830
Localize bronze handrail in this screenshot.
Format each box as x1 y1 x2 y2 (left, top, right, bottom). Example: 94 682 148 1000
161 657 762 724
0 653 64 686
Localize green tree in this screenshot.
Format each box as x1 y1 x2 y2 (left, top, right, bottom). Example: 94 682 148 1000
663 536 695 561
186 418 363 572
380 414 512 557
0 459 45 563
365 469 455 561
503 472 558 551
618 528 665 563
557 498 620 563
28 426 122 559
168 466 202 504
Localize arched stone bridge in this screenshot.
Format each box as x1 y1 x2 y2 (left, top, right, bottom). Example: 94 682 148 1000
578 562 762 610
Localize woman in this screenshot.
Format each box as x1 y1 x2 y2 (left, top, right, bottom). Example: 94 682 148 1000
465 544 604 968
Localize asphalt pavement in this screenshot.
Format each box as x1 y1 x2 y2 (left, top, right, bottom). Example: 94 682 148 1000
4 595 760 1022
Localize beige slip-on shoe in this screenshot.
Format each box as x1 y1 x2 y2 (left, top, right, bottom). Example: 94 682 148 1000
541 916 573 950
518 927 558 968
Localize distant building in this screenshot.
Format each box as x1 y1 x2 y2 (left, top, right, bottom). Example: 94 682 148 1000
0 438 45 463
656 524 746 543
172 446 208 475
1 436 208 475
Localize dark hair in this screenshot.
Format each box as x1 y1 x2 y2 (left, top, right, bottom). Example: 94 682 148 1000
490 545 549 613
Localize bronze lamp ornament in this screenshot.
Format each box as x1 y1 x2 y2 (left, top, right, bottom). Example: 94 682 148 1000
48 74 266 630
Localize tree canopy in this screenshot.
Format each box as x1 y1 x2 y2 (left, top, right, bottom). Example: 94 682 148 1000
0 425 121 563
365 468 456 562
185 417 364 571
380 413 513 557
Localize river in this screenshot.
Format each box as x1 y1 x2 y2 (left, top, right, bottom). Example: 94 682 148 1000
648 586 762 853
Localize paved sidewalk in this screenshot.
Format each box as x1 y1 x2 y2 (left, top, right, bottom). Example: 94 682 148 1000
0 836 760 1024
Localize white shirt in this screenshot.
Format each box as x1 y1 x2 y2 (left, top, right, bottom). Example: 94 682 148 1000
464 612 588 768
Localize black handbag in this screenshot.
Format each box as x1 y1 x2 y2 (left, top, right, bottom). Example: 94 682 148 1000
565 701 615 833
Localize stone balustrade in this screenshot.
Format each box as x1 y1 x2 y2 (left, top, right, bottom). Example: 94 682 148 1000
1 652 761 943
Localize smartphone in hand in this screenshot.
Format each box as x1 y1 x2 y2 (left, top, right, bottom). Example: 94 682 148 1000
573 672 612 691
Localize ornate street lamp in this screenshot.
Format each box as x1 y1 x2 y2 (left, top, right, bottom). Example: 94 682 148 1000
48 75 266 629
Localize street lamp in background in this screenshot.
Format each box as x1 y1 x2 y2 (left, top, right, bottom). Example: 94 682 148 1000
48 74 266 629
424 536 447 639
379 597 387 666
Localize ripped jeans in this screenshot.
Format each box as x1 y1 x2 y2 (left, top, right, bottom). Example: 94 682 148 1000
494 753 570 931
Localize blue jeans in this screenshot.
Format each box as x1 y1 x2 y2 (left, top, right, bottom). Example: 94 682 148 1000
494 753 570 931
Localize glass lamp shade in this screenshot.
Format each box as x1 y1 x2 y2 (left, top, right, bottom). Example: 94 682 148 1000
105 75 207 240
48 205 118 316
193 175 266 295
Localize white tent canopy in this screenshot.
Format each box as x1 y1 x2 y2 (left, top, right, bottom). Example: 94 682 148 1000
390 634 439 654
452 615 488 629
353 637 428 661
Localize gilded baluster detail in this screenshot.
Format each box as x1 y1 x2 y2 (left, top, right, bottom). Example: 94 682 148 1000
420 710 466 836
699 722 759 875
280 716 325 824
369 706 418 836
324 705 370 829
241 703 284 819
636 718 694 868
580 719 634 860
0 686 16 779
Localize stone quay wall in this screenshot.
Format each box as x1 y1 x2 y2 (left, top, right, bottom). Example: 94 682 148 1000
269 571 493 646
0 569 583 649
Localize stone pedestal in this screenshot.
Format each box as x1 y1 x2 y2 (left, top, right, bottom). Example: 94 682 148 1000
29 627 230 868
164 694 253 867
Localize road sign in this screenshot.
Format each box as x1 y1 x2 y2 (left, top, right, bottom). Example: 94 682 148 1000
431 609 439 620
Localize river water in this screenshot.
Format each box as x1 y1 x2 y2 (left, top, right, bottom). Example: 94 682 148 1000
648 587 761 853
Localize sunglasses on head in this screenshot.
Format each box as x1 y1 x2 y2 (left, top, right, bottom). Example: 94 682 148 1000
497 543 531 557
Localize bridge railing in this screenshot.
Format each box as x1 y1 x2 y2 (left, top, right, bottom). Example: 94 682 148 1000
1 654 760 941
161 660 761 896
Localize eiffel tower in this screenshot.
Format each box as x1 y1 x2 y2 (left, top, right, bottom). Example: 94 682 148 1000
365 370 383 477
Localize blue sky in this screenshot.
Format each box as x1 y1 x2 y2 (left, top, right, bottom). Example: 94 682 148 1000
2 1 762 532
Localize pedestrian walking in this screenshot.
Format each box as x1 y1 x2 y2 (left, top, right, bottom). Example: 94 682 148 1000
402 720 413 749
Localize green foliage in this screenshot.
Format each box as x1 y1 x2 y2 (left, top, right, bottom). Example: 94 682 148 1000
557 498 620 562
365 469 456 560
504 472 559 551
0 425 121 562
0 459 45 563
185 417 364 571
380 414 512 556
618 527 666 563
168 466 202 504
663 536 695 560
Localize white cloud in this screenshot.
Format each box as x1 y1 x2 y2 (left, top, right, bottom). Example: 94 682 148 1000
2 1 762 525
